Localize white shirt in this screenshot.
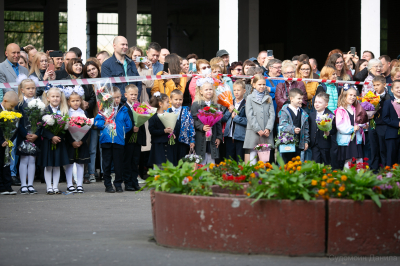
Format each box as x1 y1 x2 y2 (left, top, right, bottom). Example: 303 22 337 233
229 99 244 137
50 105 59 114
288 104 300 116
0 104 5 111
205 101 211 106
316 110 324 119
23 96 34 103
68 107 85 117
346 105 354 115
171 106 182 120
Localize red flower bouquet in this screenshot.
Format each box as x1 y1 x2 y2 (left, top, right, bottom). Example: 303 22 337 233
197 104 223 141
68 116 93 158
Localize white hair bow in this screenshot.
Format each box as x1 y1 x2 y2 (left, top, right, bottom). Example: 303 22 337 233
63 85 85 99
15 74 40 86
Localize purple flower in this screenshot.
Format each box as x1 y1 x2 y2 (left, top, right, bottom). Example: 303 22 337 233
360 101 375 111
258 180 262 185
386 172 393 178
255 172 259 178
377 175 383 180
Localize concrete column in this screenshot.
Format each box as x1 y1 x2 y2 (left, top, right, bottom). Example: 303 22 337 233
118 0 137 46
361 0 380 57
0 0 4 62
219 0 238 62
44 0 60 52
88 10 98 57
68 0 87 62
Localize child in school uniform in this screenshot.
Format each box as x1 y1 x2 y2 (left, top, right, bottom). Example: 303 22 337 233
123 84 146 191
148 92 174 166
167 89 195 165
369 76 391 171
94 87 132 193
335 85 367 168
191 78 223 165
382 80 400 167
308 92 337 165
0 91 19 195
64 86 91 193
278 88 310 163
222 80 248 163
16 76 42 194
38 87 70 195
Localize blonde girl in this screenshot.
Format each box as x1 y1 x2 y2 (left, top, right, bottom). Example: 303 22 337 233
38 87 70 194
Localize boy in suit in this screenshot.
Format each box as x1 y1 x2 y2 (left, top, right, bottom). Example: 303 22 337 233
123 85 146 191
278 88 310 163
0 91 19 195
369 76 391 171
94 87 132 193
308 92 336 164
382 79 400 167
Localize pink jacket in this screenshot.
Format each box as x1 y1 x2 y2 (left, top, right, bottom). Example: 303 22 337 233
189 76 199 103
334 106 364 146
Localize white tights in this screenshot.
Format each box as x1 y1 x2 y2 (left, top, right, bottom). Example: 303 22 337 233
249 150 258 166
65 163 84 187
344 158 363 169
200 153 215 166
19 155 36 187
44 166 60 190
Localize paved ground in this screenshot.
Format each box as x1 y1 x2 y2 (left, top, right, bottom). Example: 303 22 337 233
0 182 398 266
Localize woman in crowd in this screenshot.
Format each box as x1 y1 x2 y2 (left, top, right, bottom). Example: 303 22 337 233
18 55 28 69
244 67 263 100
296 61 318 114
189 59 211 102
361 59 383 96
228 61 243 83
354 59 368 76
326 53 351 81
29 52 56 97
181 58 189 74
242 60 256 75
151 54 187 98
63 58 83 80
127 46 154 98
325 49 353 79
275 62 307 114
82 61 102 183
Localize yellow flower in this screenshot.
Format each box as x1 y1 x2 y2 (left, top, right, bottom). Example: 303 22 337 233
321 181 326 187
337 193 342 197
289 171 293 174
318 189 325 195
250 173 255 178
334 181 340 185
247 193 250 196
339 186 345 192
311 180 317 186
332 188 336 192
297 166 301 171
341 175 347 181
322 175 327 180
209 163 215 170
154 175 160 181
327 178 334 183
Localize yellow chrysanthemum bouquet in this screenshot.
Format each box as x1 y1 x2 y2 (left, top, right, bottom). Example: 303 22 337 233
0 111 22 165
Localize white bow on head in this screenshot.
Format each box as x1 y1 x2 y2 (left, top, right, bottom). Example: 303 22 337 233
15 74 40 86
63 85 85 99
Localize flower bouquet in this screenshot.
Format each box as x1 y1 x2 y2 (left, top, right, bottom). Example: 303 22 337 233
359 91 380 129
0 111 22 165
130 101 157 143
68 116 93 158
391 98 400 135
94 79 117 140
197 105 223 141
182 149 203 170
19 99 46 155
316 113 335 139
158 112 179 145
254 143 271 162
214 79 239 114
40 113 69 150
275 131 298 153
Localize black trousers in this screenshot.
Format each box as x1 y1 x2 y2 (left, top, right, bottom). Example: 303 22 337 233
122 143 141 188
386 138 400 167
369 127 387 170
225 137 245 163
101 143 124 188
363 131 371 160
281 147 302 164
330 135 344 170
311 146 331 165
0 147 12 191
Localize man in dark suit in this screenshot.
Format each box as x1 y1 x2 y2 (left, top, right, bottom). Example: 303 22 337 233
309 92 337 165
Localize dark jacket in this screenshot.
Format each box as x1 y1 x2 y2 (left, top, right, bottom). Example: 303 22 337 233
101 53 142 102
148 114 169 144
275 81 308 114
16 101 42 156
31 70 47 97
55 69 69 80
353 67 368 95
382 96 400 140
309 109 337 149
124 103 146 146
375 92 391 135
221 99 247 142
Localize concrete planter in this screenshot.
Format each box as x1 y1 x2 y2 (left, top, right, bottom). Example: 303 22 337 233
327 199 400 256
210 183 248 196
152 191 325 256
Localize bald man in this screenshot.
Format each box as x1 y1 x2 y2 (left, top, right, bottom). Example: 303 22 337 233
101 36 142 101
0 43 29 93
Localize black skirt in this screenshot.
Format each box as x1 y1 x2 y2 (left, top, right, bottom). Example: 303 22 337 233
148 142 175 166
66 142 91 164
37 139 70 167
338 110 363 161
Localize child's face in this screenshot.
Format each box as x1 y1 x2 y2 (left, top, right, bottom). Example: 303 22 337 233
373 81 385 94
211 68 222 79
290 94 303 108
159 98 170 111
346 89 357 105
201 84 214 101
112 92 122 106
253 79 266 93
314 97 328 112
125 89 138 104
47 91 61 107
170 94 183 108
68 94 82 110
22 82 36 98
2 99 18 111
392 83 400 98
233 85 245 100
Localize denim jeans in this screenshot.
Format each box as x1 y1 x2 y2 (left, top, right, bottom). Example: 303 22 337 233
10 139 18 176
301 148 312 162
88 128 99 175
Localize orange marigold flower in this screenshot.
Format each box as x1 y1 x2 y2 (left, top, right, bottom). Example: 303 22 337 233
339 186 345 192
154 175 160 180
311 180 317 186
247 193 250 196
296 156 301 161
289 171 293 174
327 178 334 183
341 175 347 181
325 188 328 192
250 173 255 178
333 170 338 173
332 188 336 192
322 175 328 180
322 169 326 173
209 163 215 170
321 181 326 187
328 173 332 177
318 189 325 195
337 193 342 197
334 181 340 185
385 166 391 171
297 166 301 171
187 176 193 182
249 181 252 184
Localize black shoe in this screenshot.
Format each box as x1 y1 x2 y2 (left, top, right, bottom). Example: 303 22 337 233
125 186 135 191
105 187 115 193
133 184 141 191
115 187 123 193
12 176 21 186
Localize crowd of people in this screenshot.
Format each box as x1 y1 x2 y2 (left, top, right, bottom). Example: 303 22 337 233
0 35 400 195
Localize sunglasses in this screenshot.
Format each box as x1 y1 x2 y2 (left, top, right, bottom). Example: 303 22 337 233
201 66 211 70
